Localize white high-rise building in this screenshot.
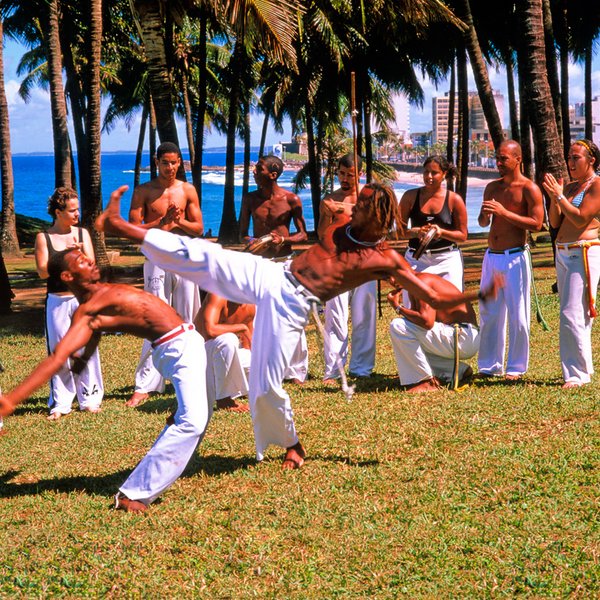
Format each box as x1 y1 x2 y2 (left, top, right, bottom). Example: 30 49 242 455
389 93 411 139
570 97 600 143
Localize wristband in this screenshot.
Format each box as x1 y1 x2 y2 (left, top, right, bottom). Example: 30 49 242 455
395 305 402 315
557 194 566 203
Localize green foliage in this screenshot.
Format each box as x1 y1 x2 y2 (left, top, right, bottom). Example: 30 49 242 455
1 241 599 596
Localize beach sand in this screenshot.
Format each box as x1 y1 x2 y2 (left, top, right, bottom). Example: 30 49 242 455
392 169 491 188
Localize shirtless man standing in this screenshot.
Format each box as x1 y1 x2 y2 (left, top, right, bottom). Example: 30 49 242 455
0 247 212 513
195 293 255 413
317 154 377 383
239 154 309 384
127 142 204 407
477 139 544 380
97 183 501 470
239 155 307 259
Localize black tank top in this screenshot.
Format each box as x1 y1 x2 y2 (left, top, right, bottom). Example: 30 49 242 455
45 228 84 294
408 189 454 251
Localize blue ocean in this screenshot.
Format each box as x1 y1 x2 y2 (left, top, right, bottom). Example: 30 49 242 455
11 149 488 235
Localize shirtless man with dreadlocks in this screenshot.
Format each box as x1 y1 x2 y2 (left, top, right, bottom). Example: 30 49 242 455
96 183 502 470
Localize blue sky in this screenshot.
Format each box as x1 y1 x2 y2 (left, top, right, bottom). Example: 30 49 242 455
2 38 599 154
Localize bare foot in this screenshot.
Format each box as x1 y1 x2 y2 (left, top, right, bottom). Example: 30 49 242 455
323 378 339 386
285 378 305 386
562 381 583 389
95 185 129 233
215 398 250 413
405 377 442 393
47 411 66 421
505 374 522 382
114 493 147 513
126 392 149 408
82 407 101 413
282 441 305 469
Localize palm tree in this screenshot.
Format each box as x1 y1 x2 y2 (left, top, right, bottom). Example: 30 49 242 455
515 0 567 181
82 0 107 268
452 0 504 149
129 0 183 149
2 0 73 188
0 18 20 257
566 0 600 140
45 0 73 187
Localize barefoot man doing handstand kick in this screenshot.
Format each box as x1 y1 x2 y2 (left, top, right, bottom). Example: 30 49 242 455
0 248 212 513
97 183 502 470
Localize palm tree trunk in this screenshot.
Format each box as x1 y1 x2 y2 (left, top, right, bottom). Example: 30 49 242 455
515 0 567 180
182 74 195 166
149 95 157 179
242 99 251 200
363 83 374 184
191 11 207 205
517 56 534 180
0 20 20 258
259 108 269 158
131 0 181 148
0 250 13 313
542 0 563 145
62 35 90 198
559 8 570 156
134 103 149 188
446 55 456 170
585 46 593 140
455 47 469 201
305 101 321 224
505 56 520 142
219 41 243 243
83 0 108 270
455 0 504 150
45 0 73 188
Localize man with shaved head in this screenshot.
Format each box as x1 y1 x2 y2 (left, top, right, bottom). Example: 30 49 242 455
477 140 544 381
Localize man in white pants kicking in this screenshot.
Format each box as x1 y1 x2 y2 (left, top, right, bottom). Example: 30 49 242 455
97 184 501 469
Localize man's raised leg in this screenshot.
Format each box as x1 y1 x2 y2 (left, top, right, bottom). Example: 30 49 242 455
96 185 147 244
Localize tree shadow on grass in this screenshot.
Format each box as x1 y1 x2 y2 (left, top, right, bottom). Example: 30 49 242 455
0 307 45 336
0 454 255 501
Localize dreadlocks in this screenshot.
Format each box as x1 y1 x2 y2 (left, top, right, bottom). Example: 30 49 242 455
364 182 404 239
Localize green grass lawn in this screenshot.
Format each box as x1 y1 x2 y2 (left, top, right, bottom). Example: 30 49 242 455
1 242 599 597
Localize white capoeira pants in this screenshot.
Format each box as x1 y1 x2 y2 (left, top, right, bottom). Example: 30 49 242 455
134 259 201 394
141 229 317 461
120 325 211 505
555 242 600 384
323 281 377 379
477 247 530 377
45 293 103 415
389 318 479 385
205 332 251 403
404 245 464 290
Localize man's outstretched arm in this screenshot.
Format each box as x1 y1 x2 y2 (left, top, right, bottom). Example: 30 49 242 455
0 316 94 417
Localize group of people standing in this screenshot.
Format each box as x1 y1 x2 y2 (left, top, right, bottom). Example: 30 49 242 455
2 137 599 513
393 138 600 392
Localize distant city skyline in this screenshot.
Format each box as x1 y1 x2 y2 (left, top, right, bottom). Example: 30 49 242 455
2 38 599 154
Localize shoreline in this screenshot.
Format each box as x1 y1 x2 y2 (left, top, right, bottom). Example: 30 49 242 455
391 170 491 187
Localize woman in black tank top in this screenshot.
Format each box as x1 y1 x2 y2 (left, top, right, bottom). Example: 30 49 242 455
33 187 104 419
399 155 468 290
